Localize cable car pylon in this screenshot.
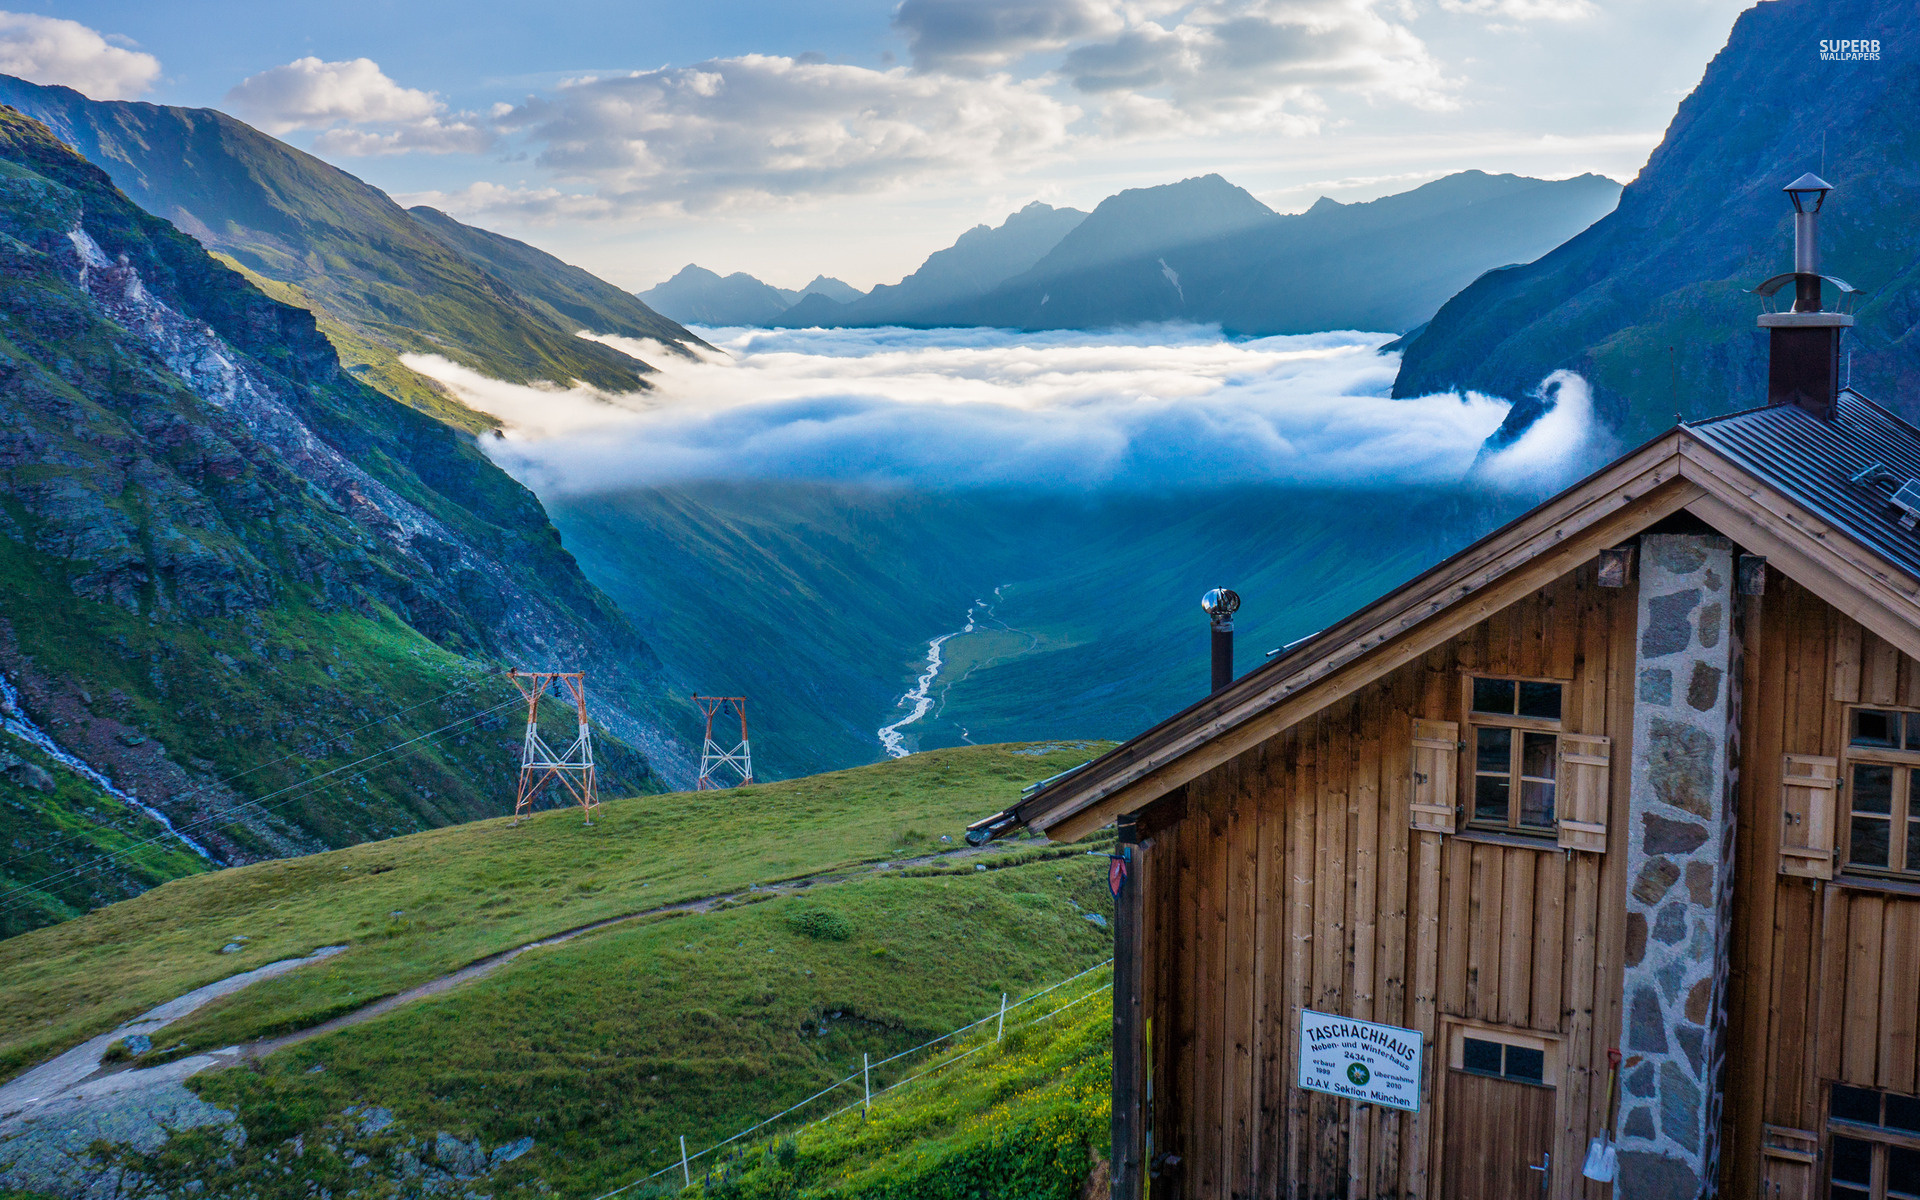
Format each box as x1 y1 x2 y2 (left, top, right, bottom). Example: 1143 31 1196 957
692 696 752 789
508 670 598 824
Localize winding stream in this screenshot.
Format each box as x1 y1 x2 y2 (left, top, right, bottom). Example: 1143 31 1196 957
876 590 1001 758
0 670 212 859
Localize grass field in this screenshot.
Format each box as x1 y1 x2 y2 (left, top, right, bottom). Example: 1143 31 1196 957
0 741 1109 1082
0 743 1123 1198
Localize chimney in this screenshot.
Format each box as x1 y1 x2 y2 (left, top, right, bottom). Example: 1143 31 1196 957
1201 588 1239 694
1755 174 1854 420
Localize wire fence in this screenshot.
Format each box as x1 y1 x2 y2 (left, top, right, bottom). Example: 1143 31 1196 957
592 958 1116 1199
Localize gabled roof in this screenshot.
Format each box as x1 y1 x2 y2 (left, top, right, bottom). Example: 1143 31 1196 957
974 397 1920 845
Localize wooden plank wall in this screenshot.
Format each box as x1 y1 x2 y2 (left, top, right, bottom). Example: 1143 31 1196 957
1138 565 1632 1199
1724 573 1920 1196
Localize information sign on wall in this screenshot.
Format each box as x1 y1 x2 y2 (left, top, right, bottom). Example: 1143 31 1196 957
1297 1009 1424 1112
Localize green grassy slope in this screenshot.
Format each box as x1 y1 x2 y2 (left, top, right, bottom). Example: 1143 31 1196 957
409 206 708 353
688 971 1112 1200
0 76 688 408
1 743 1114 1199
0 742 1104 1081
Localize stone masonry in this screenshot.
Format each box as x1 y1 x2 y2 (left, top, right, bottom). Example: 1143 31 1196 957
1615 534 1738 1198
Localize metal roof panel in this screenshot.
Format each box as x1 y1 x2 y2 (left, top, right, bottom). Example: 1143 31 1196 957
1686 392 1920 584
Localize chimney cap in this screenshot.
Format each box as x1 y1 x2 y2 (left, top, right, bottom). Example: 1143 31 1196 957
1783 173 1833 213
1201 587 1240 618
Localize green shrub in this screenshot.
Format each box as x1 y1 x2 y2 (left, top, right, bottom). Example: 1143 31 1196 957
787 908 853 942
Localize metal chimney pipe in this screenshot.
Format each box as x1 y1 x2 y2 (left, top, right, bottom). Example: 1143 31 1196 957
1201 588 1240 694
1783 173 1832 313
1793 210 1820 311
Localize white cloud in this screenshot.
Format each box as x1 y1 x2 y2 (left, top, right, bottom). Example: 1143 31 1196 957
1437 0 1596 21
492 54 1079 213
1059 0 1455 135
0 11 159 99
893 0 1124 74
394 326 1578 495
225 57 495 155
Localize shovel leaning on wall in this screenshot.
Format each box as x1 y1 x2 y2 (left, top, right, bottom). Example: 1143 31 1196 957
1582 1047 1623 1182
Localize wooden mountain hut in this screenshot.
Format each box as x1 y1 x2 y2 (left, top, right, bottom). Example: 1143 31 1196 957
968 177 1920 1198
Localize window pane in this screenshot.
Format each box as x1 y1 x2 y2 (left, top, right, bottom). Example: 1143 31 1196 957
1477 727 1511 772
1887 1092 1920 1133
1891 1145 1920 1197
1855 764 1896 815
1473 678 1516 715
1475 776 1510 825
1833 1085 1883 1125
1518 681 1562 720
1462 1037 1502 1076
1505 1045 1545 1083
1855 708 1900 748
1853 817 1892 869
1910 713 1920 751
1908 819 1920 876
1521 781 1556 829
1522 732 1557 780
1831 1135 1874 1184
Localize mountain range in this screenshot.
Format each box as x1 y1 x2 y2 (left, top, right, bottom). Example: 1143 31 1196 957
0 75 703 430
1391 0 1920 441
638 265 865 327
644 171 1620 337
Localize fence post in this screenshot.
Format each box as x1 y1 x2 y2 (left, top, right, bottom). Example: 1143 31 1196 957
997 992 1008 1042
680 1134 691 1188
863 1052 872 1119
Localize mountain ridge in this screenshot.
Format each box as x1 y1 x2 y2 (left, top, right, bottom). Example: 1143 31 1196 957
0 75 701 421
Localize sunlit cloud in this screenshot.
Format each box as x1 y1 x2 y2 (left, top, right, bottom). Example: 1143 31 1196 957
398 326 1595 495
225 57 496 155
0 11 159 99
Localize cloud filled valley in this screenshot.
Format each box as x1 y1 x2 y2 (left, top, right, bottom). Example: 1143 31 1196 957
410 325 1597 496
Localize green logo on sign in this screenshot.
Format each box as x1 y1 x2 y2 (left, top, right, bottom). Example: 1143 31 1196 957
1347 1062 1371 1087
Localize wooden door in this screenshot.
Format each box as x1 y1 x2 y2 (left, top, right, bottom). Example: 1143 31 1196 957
1441 1069 1556 1199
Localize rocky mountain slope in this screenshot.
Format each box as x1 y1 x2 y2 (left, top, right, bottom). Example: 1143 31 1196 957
1391 0 1920 441
0 75 701 428
0 106 675 934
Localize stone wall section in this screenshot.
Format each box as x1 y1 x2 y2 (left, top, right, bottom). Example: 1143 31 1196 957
1614 534 1738 1198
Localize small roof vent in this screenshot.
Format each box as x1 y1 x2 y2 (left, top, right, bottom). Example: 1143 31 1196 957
1849 462 1920 531
1891 480 1920 531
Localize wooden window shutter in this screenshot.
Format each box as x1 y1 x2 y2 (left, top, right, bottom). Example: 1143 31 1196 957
1410 718 1458 834
1779 754 1839 879
1557 733 1611 852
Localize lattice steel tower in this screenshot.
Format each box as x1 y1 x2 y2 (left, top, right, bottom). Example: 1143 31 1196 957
508 670 598 824
693 696 753 789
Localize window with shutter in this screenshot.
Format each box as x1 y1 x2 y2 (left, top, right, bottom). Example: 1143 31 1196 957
1780 753 1839 880
1556 733 1610 852
1411 718 1458 834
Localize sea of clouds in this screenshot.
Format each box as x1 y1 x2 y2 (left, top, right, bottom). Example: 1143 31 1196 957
403 325 1601 496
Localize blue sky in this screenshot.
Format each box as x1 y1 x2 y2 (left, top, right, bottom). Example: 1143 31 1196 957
8 0 1754 290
